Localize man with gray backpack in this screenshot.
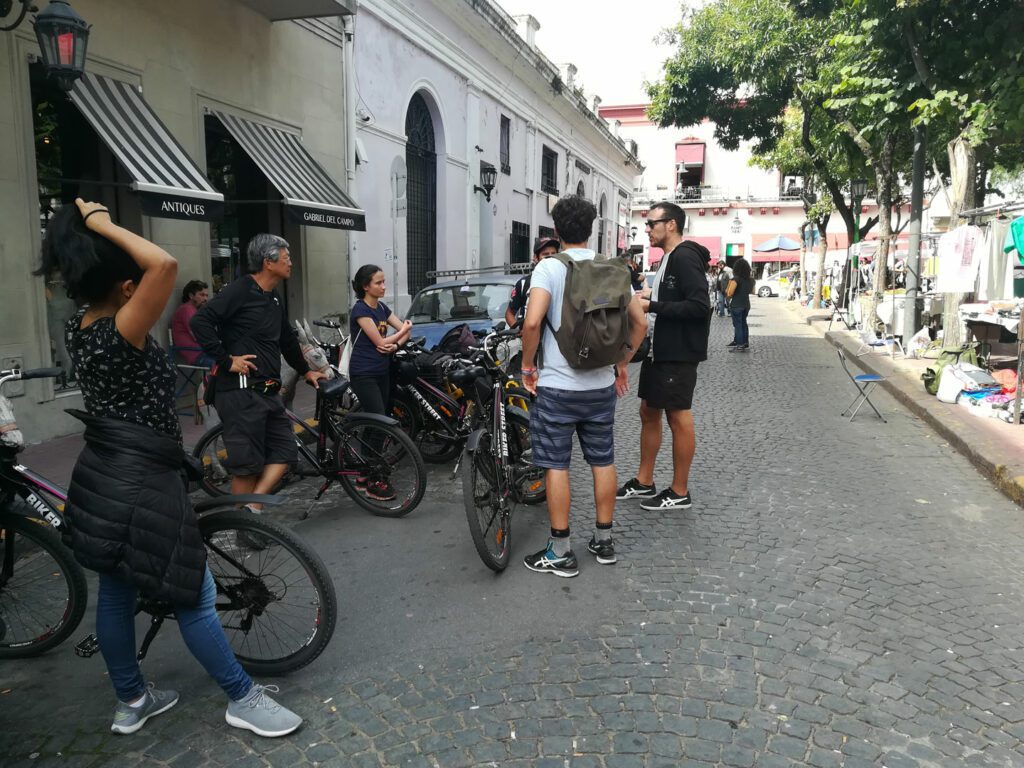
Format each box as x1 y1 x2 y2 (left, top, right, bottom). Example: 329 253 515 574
519 195 647 577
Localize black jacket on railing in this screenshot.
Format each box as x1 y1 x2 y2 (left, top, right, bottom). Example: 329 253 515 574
648 240 712 364
63 410 207 606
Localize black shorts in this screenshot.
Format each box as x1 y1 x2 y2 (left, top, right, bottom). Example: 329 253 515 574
638 359 698 411
215 389 297 476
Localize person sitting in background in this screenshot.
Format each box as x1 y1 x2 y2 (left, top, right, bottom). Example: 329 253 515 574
170 280 213 367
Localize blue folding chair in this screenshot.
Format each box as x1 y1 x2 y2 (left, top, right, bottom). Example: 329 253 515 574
168 329 210 425
838 348 887 422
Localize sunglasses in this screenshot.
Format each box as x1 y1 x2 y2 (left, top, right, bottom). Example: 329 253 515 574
644 218 670 229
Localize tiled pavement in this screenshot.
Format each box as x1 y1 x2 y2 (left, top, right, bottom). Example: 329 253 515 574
4 299 1024 767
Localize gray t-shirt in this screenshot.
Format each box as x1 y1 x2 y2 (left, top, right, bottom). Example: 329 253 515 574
529 249 616 391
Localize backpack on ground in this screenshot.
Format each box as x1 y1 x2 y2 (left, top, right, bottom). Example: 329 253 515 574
544 253 634 370
921 343 979 395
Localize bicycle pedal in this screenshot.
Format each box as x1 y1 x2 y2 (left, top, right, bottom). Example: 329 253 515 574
75 633 99 657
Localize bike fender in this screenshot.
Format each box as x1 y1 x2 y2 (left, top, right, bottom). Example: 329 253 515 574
345 412 400 428
464 427 488 454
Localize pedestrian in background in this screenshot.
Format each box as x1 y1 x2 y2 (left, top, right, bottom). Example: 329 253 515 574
40 200 302 738
170 279 213 367
727 257 754 352
715 265 731 317
348 264 413 501
191 235 326 513
618 201 711 512
506 236 559 328
519 195 646 577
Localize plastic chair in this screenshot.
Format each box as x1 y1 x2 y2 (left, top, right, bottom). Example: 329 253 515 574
837 348 887 422
167 329 210 425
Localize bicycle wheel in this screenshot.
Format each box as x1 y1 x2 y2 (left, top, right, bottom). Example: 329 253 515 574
0 514 88 658
193 424 302 498
335 419 426 517
199 509 337 676
462 434 511 572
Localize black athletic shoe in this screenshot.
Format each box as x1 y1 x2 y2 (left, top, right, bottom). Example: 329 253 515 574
729 345 749 353
726 341 737 347
616 478 657 500
640 488 692 511
523 545 579 577
587 536 617 564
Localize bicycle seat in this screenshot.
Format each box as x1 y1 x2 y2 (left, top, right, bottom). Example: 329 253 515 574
319 376 350 400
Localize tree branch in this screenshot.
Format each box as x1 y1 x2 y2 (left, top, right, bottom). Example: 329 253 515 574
903 19 939 96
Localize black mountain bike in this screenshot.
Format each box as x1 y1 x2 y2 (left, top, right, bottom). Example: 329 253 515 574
193 375 426 518
457 326 544 571
0 367 336 674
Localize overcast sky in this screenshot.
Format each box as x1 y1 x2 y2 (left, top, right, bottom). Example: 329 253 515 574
497 0 688 106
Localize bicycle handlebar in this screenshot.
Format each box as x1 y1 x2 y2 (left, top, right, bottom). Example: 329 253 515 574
20 367 63 380
312 319 342 329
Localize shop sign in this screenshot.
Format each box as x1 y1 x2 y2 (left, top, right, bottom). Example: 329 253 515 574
286 205 367 231
140 193 224 222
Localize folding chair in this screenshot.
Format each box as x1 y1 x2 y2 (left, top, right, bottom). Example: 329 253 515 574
837 348 887 422
168 329 210 425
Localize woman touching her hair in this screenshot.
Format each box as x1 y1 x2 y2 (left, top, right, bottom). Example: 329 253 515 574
36 199 302 738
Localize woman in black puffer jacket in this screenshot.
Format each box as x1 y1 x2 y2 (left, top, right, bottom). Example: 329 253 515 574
37 201 301 738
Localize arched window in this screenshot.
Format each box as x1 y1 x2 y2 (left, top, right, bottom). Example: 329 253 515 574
576 180 585 198
598 194 607 254
405 94 437 296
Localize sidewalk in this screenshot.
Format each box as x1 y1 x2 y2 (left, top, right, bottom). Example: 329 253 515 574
783 299 1024 507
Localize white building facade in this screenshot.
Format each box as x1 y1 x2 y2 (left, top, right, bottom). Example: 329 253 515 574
351 0 642 309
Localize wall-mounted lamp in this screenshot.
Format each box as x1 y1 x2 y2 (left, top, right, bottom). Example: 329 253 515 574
2 1 90 92
629 225 638 240
474 161 497 203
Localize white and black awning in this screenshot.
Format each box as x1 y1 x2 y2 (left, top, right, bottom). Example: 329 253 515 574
69 73 224 222
212 110 365 231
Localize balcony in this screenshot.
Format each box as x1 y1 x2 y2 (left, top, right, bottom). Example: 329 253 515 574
238 0 356 20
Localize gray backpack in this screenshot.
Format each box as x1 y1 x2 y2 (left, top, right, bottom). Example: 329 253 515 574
543 253 634 370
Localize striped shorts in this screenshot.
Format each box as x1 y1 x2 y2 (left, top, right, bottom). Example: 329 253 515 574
530 385 617 469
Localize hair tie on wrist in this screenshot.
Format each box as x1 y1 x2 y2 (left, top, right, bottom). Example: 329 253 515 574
82 208 110 223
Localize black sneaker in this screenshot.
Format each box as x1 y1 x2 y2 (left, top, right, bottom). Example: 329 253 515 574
587 536 617 564
616 478 657 500
523 545 579 577
726 341 737 347
640 488 692 511
728 345 749 353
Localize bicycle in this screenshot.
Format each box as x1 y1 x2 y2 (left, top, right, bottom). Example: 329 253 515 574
192 374 426 518
457 325 545 571
0 367 337 674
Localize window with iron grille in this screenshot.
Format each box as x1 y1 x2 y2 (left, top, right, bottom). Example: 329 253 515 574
510 220 530 263
541 146 558 195
500 116 511 175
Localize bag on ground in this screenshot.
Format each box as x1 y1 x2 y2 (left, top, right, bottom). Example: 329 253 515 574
546 253 634 370
921 343 979 395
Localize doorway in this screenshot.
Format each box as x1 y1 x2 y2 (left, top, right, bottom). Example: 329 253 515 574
405 93 437 297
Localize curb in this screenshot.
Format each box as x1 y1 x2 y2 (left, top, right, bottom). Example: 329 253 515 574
782 301 1024 508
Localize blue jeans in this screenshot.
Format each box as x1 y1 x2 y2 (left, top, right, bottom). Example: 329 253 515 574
96 568 252 702
731 307 750 347
716 291 728 316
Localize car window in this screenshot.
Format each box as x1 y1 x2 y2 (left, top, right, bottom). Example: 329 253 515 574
408 283 511 322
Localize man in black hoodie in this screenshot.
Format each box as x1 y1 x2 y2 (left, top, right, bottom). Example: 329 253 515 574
616 202 711 511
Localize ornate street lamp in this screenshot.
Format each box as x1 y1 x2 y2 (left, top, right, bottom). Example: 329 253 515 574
33 0 90 92
474 161 497 202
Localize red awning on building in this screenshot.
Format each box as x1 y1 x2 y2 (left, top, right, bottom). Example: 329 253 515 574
675 142 705 166
751 252 801 263
687 235 721 263
647 247 665 268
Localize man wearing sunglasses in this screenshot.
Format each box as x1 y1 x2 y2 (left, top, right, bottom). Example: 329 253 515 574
617 202 711 511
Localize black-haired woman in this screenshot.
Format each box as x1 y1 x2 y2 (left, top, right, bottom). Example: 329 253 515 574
728 257 754 352
38 199 301 738
348 264 412 500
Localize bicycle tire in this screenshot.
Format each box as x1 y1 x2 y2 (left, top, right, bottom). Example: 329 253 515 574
199 509 337 675
462 435 511 572
0 514 88 658
192 424 295 498
335 419 426 517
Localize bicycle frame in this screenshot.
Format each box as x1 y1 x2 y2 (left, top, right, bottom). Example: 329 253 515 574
0 458 69 530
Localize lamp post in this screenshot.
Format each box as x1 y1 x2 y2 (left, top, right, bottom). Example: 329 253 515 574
2 1 90 91
848 178 868 323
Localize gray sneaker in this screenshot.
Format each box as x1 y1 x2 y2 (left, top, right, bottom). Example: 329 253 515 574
226 684 302 738
111 684 179 734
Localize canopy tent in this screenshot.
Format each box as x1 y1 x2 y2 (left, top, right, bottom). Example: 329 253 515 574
753 235 802 252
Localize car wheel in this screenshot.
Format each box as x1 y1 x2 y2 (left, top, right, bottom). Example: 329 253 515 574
758 287 772 298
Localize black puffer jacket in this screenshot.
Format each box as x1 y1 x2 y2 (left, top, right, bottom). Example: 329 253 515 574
648 240 712 363
63 410 207 606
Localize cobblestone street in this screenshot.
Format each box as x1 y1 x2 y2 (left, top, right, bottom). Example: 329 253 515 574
5 299 1024 767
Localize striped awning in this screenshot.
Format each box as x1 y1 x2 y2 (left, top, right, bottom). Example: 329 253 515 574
69 73 224 221
212 110 366 231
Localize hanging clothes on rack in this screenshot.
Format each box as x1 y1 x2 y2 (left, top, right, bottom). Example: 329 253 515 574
935 224 983 293
977 218 1012 300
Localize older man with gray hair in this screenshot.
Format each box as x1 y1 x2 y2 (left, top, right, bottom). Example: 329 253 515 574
192 234 326 510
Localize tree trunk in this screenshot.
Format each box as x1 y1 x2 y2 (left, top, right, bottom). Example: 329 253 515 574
940 134 977 348
814 236 828 309
865 133 896 334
